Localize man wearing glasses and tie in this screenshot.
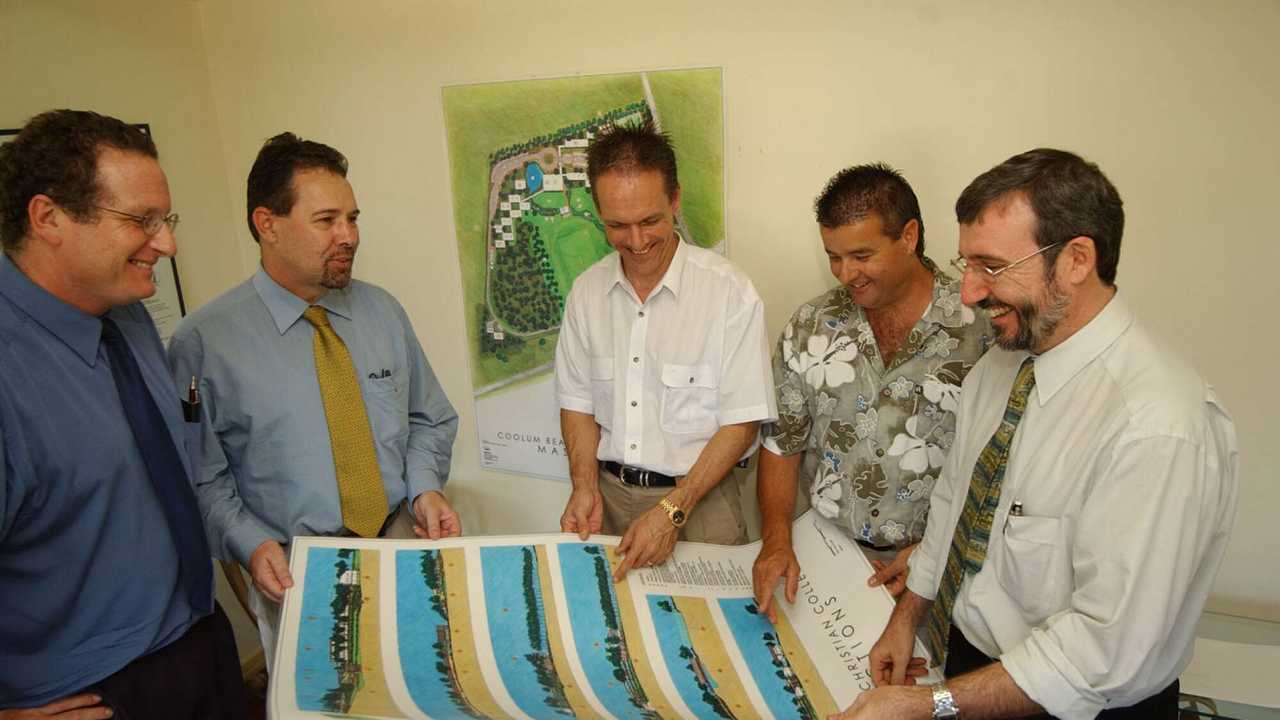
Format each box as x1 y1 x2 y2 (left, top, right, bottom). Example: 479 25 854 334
0 110 245 718
838 150 1239 720
169 132 460 669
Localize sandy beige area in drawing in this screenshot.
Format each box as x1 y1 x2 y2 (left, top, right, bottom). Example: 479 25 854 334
605 547 680 717
535 546 596 716
773 608 838 716
673 597 761 720
347 550 403 718
439 547 513 719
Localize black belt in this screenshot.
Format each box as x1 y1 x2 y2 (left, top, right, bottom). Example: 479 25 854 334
603 461 677 488
856 538 895 552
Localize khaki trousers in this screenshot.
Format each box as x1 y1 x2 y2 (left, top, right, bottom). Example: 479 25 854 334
598 464 748 545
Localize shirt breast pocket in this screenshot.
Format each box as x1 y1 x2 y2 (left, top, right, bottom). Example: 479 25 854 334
994 514 1073 623
589 356 615 430
660 363 718 434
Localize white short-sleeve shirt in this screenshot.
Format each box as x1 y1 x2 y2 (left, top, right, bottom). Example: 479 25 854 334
555 241 777 477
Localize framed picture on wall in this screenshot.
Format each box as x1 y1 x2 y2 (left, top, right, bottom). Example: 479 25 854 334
1 124 187 344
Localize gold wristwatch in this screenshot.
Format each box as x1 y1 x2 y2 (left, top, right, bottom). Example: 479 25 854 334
659 497 687 528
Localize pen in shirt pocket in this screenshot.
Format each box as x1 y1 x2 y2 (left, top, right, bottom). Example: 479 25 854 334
1005 499 1024 532
182 375 201 422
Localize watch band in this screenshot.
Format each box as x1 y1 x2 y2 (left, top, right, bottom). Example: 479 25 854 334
931 683 959 719
658 497 687 527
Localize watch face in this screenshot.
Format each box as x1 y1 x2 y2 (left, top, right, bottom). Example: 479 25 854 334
671 509 686 526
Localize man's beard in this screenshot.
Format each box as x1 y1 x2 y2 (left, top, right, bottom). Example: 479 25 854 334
320 254 354 290
981 276 1070 352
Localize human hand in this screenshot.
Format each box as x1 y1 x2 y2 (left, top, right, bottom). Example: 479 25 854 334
752 539 800 623
249 540 293 603
559 486 603 540
869 616 929 687
868 543 917 598
612 504 679 581
412 491 462 539
0 693 113 719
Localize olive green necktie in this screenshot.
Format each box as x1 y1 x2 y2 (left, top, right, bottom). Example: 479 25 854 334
303 305 388 537
924 356 1036 667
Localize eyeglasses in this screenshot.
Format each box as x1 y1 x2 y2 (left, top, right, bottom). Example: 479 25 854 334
91 205 180 236
950 241 1062 281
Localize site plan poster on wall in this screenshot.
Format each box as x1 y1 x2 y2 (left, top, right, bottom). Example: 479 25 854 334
269 509 938 719
0 125 187 344
441 68 727 480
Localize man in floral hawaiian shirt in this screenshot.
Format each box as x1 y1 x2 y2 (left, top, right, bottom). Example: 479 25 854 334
753 164 990 619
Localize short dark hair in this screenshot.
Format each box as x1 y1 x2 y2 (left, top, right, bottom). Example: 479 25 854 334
955 148 1124 285
586 121 679 200
245 132 348 241
0 109 157 253
813 163 925 258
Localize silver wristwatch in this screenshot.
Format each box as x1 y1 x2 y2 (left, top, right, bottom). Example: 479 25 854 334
931 683 959 719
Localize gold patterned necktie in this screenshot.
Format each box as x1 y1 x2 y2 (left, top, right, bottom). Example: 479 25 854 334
923 356 1036 667
303 305 388 537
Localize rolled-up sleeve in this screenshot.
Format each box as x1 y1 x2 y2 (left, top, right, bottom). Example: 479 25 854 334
1001 432 1237 720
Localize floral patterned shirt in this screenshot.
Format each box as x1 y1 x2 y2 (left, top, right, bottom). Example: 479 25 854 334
761 259 991 548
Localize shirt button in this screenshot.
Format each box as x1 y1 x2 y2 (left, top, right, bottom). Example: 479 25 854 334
630 443 637 450
688 376 695 383
639 311 645 317
632 356 639 363
882 388 891 397
875 448 885 457
871 509 880 517
630 401 637 407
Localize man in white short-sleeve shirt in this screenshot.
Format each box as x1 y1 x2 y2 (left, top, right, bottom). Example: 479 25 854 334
840 149 1238 720
555 122 776 579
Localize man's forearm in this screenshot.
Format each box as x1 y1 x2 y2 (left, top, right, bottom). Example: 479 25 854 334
757 447 801 546
671 421 759 511
948 662 1043 719
560 409 601 489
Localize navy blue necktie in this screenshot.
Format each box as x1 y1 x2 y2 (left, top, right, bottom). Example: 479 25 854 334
101 317 213 615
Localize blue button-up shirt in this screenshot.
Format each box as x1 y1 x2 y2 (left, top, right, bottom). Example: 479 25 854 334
0 256 199 706
168 269 459 566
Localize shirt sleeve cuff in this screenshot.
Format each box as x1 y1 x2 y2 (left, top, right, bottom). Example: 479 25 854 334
407 473 444 502
1001 631 1107 720
558 394 593 414
719 404 776 427
905 553 938 600
226 520 279 569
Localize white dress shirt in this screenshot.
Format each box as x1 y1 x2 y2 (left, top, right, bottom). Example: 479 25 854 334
907 292 1238 720
555 241 777 477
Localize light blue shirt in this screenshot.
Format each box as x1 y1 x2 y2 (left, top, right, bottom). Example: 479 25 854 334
0 256 199 706
168 268 458 566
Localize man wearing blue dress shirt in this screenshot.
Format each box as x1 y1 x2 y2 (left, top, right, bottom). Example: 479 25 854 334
0 110 245 717
169 132 460 667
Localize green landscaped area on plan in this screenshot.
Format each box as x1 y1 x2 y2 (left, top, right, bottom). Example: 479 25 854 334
443 69 724 393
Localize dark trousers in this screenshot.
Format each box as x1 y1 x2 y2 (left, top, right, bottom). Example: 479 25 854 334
87 603 248 720
945 626 1180 719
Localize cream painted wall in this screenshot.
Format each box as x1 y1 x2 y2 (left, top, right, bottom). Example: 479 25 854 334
0 0 259 659
194 0 1279 620
3 1 1276 676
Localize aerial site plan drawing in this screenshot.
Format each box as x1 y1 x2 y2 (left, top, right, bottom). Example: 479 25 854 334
269 511 939 719
441 68 725 479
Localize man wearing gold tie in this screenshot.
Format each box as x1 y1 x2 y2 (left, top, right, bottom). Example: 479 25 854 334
836 150 1238 720
169 133 460 666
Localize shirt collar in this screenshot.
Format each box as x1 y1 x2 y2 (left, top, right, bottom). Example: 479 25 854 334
0 254 106 366
1031 290 1132 405
607 234 688 301
251 267 354 334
